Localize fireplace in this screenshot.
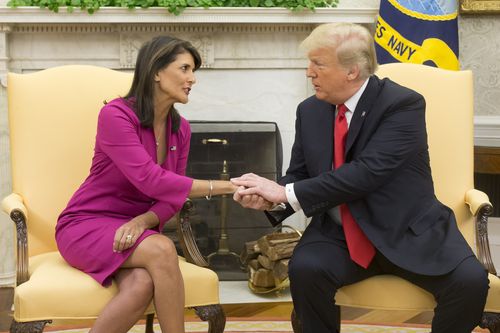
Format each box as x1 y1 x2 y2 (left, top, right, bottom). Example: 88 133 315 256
164 121 283 280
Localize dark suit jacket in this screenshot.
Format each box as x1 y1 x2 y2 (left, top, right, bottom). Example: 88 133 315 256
267 75 473 276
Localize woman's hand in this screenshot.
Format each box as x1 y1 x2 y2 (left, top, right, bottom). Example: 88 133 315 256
233 186 274 210
113 215 148 253
228 182 239 194
231 173 287 204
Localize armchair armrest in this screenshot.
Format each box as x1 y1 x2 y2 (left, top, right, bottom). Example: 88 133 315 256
2 193 28 218
465 189 492 216
1 193 30 285
176 199 209 267
465 189 496 275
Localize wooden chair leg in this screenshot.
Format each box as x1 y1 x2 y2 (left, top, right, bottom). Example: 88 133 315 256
145 313 154 333
193 304 226 333
10 319 51 333
480 312 500 333
291 305 341 333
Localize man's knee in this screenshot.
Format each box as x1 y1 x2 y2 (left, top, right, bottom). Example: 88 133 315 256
289 249 339 290
447 257 489 302
462 263 489 299
289 250 317 283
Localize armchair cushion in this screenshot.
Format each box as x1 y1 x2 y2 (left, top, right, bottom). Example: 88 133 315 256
14 252 219 322
486 274 500 312
336 274 500 312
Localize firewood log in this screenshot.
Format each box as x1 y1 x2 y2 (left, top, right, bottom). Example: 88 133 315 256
257 232 300 255
248 258 261 271
272 258 290 281
240 240 259 266
247 232 301 291
263 241 298 261
249 267 275 288
257 254 276 270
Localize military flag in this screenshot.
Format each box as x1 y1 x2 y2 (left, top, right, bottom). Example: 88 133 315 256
374 0 459 70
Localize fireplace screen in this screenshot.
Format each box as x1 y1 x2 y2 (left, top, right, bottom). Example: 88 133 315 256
164 121 283 280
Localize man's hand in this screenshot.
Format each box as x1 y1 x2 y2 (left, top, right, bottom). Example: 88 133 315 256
233 186 274 210
231 173 287 204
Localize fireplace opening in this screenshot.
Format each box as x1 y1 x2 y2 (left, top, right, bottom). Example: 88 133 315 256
164 121 283 280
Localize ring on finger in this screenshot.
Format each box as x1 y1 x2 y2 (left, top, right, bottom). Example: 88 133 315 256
126 234 133 242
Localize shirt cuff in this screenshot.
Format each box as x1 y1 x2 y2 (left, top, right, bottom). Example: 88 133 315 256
269 202 287 211
285 183 302 212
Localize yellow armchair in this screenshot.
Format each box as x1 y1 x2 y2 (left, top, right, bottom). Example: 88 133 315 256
288 63 500 332
2 65 225 333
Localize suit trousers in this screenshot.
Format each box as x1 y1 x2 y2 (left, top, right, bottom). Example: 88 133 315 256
288 217 489 333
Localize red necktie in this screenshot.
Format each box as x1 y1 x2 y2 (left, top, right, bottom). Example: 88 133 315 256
334 104 375 268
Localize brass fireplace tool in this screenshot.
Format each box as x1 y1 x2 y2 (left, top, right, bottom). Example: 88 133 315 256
207 159 241 272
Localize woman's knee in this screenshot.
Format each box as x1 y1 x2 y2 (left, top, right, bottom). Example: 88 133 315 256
142 235 179 270
118 268 154 300
132 268 155 293
154 235 177 258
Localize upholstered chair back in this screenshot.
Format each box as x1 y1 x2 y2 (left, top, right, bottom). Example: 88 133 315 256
376 63 474 245
7 66 132 256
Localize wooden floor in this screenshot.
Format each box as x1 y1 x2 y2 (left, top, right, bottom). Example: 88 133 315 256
212 302 433 323
0 288 13 332
0 287 433 331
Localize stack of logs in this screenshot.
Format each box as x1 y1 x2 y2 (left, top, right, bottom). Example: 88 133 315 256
241 231 301 289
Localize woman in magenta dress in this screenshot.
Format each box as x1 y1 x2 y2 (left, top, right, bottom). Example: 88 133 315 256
55 36 236 333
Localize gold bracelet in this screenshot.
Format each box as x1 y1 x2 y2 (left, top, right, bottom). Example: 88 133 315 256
205 180 213 200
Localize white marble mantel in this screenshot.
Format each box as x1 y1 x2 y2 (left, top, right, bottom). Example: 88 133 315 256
1 4 500 287
0 6 379 23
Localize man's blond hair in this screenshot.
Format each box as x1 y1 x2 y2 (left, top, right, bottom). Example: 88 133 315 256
300 23 378 80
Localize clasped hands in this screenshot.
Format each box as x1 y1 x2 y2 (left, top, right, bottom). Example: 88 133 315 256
231 173 287 211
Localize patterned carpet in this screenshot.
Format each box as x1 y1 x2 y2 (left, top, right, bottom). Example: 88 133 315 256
39 320 460 333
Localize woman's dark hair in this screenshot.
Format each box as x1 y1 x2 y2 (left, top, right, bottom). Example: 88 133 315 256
124 36 202 132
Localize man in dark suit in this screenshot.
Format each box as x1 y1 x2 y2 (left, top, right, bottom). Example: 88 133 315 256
231 22 489 333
